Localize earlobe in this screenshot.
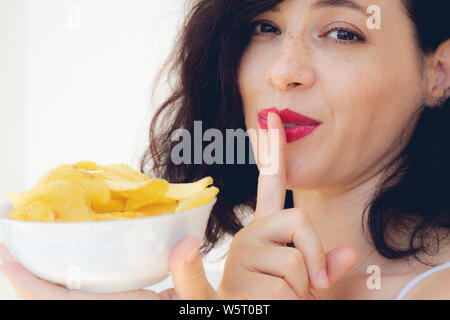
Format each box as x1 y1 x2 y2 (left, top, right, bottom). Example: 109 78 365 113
423 39 450 108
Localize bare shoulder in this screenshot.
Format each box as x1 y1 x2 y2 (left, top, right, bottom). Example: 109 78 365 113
403 262 450 300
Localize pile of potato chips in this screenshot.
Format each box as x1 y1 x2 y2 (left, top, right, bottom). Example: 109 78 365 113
7 161 219 222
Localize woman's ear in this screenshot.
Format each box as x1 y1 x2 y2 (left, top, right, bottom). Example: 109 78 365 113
423 39 450 108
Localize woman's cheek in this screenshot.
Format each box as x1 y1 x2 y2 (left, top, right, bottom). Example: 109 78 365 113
311 70 392 181
336 74 406 173
239 51 271 128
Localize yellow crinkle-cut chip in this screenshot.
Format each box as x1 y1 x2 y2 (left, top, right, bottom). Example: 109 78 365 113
103 178 169 201
7 190 34 209
109 190 127 201
7 183 55 209
88 163 149 183
165 177 213 200
125 196 176 211
73 161 100 171
103 164 150 182
9 180 95 222
175 186 219 213
95 211 145 221
10 201 57 222
140 202 178 217
6 160 219 222
92 199 125 213
102 178 149 191
36 164 111 208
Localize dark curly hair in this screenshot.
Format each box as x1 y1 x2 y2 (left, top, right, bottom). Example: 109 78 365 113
140 0 450 265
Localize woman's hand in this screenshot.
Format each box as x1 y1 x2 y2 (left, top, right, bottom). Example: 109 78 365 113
0 236 219 300
217 112 359 300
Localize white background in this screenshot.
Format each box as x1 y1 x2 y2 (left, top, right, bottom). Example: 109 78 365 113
0 0 231 299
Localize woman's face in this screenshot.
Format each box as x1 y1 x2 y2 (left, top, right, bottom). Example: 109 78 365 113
239 0 426 190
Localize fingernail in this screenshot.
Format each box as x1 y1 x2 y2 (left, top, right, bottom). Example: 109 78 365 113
267 112 278 129
317 268 329 289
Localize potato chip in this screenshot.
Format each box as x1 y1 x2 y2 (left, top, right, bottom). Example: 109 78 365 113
7 189 36 208
104 178 169 201
73 161 100 171
36 164 111 208
103 164 150 182
110 190 128 202
7 160 219 223
94 211 145 221
9 180 94 222
90 170 119 181
175 186 219 213
140 201 178 217
92 199 125 213
165 177 213 200
7 181 59 208
10 201 57 222
87 163 149 183
125 196 176 211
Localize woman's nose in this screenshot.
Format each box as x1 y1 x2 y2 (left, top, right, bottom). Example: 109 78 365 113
265 34 315 91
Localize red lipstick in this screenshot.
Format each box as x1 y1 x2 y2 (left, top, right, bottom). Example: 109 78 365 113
257 107 322 143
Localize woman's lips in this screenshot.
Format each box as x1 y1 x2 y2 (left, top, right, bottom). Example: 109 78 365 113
257 107 322 143
258 107 321 125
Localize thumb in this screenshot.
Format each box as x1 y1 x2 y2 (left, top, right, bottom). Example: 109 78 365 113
169 236 219 300
325 246 359 286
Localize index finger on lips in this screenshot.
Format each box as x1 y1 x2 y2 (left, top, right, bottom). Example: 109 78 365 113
254 112 287 219
253 208 329 290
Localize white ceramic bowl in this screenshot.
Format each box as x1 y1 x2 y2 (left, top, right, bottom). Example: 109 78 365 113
0 198 216 293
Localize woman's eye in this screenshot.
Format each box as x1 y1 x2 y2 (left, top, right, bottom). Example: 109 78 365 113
324 27 364 43
252 22 281 35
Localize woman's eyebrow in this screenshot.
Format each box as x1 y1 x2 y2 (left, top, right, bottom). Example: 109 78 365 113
312 0 366 14
270 0 367 14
